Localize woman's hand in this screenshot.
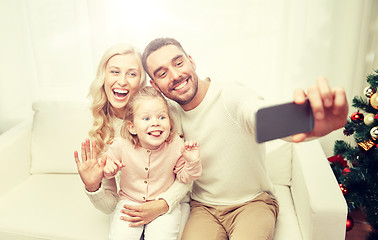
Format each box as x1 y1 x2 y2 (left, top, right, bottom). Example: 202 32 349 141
120 199 169 227
74 139 107 192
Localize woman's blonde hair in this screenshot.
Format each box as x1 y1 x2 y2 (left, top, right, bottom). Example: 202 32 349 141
121 86 176 148
88 43 146 154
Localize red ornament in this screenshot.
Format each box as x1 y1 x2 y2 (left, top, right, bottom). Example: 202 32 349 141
351 111 364 122
339 184 348 195
328 155 348 168
346 215 354 231
342 167 351 175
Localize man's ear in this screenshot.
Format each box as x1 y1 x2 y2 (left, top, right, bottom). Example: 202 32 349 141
127 121 137 135
150 79 160 92
187 55 196 71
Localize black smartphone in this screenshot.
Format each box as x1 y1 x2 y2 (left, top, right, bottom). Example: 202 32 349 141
255 100 314 143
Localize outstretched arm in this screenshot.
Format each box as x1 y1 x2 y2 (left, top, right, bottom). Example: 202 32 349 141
290 77 348 142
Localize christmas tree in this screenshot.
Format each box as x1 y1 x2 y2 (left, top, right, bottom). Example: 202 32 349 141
329 70 378 240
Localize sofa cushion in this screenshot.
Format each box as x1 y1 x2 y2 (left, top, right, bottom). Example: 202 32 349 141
0 175 301 240
265 139 292 186
0 174 110 240
273 185 302 240
31 101 92 173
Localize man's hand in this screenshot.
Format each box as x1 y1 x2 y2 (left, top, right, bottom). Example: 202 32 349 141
120 199 169 227
291 77 348 142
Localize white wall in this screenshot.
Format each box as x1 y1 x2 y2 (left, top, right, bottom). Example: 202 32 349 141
0 0 34 132
0 0 377 156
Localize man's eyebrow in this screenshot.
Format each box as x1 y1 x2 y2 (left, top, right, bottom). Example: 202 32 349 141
153 66 163 77
172 54 183 62
152 54 184 77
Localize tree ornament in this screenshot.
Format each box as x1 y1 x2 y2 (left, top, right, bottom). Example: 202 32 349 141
346 215 354 231
342 167 351 175
370 93 378 109
328 154 348 168
364 113 376 126
339 184 348 195
364 86 376 98
358 139 375 151
370 126 378 139
343 126 354 136
351 111 364 122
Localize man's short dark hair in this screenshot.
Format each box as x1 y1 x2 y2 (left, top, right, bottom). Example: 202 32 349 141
142 37 187 77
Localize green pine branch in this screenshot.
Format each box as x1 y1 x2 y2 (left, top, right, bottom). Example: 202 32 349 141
352 96 376 113
366 70 378 89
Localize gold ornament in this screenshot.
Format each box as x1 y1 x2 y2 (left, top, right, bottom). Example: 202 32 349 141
364 113 376 126
370 93 378 109
358 139 375 151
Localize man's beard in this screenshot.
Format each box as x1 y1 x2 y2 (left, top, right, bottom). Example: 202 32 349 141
170 75 198 106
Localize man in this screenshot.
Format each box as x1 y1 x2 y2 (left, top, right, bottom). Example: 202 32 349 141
141 37 348 239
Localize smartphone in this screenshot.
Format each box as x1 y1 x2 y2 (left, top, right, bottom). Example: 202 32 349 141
255 100 314 143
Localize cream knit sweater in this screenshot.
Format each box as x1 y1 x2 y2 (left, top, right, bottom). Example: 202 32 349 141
177 78 275 205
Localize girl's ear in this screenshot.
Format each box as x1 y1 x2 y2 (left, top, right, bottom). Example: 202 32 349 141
127 121 137 135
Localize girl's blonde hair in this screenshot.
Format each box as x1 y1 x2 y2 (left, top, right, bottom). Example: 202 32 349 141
121 86 176 147
88 43 146 154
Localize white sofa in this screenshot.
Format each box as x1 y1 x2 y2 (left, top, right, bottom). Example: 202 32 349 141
0 101 347 240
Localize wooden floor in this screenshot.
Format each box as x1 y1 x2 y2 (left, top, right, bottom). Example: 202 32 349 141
345 208 374 240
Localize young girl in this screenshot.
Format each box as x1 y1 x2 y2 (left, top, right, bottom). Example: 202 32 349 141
104 86 202 240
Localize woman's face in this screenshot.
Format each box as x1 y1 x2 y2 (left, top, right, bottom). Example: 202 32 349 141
104 53 142 118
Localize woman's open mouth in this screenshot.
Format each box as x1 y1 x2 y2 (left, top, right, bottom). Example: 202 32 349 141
113 89 129 101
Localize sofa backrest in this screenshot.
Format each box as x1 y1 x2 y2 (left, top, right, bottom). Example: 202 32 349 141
265 139 292 186
31 101 92 174
30 101 293 186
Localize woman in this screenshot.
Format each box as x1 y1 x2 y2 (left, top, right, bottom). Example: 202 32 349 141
74 43 191 238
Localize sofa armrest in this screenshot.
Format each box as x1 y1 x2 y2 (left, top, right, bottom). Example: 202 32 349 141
291 140 347 240
0 117 32 196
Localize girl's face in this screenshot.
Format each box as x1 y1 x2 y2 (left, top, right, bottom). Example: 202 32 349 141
104 53 142 118
127 97 171 150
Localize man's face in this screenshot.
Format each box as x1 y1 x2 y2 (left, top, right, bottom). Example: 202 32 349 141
146 45 199 107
